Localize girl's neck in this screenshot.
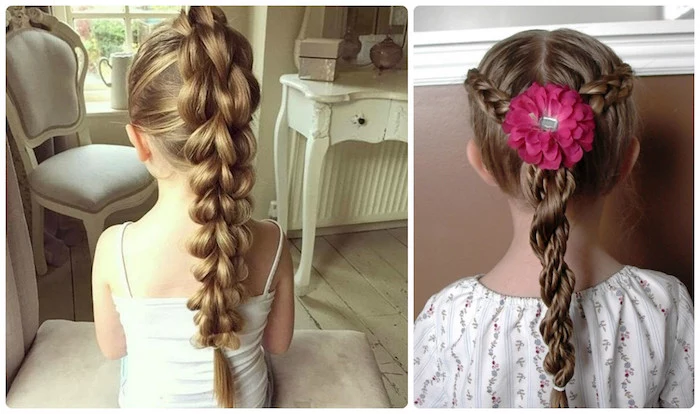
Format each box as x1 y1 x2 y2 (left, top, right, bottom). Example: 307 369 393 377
141 175 200 231
480 198 624 297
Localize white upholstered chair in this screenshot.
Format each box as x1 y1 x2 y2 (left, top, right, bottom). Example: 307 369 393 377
5 7 156 275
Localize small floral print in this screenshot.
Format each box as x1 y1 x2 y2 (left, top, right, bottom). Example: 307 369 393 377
412 271 693 408
620 326 630 342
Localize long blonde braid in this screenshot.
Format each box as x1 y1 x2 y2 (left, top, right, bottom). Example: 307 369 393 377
127 6 260 407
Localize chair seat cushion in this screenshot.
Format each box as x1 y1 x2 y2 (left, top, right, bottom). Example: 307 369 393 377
6 320 120 408
7 323 390 408
270 330 391 408
28 144 153 214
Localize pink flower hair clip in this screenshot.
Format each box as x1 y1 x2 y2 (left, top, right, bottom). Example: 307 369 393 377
502 82 595 170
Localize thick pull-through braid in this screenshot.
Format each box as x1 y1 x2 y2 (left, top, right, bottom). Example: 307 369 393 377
579 63 634 115
465 69 511 123
174 6 259 408
525 166 577 408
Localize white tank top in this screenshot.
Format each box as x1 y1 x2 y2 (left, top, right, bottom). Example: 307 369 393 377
112 220 284 408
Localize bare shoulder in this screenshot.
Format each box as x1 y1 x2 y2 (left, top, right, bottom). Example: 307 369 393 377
248 219 284 251
246 219 291 291
92 224 124 283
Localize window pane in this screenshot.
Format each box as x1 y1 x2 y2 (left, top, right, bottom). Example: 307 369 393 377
74 19 127 95
71 6 124 13
131 18 169 48
131 6 183 13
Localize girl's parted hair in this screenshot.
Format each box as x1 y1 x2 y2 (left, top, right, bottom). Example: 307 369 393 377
127 6 260 408
465 29 637 408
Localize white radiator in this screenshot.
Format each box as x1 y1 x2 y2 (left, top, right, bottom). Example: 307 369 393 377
285 134 408 231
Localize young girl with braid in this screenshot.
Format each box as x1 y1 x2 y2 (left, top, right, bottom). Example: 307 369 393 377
414 28 694 408
91 6 294 408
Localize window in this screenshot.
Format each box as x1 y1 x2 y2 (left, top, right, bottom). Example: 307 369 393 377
53 6 184 104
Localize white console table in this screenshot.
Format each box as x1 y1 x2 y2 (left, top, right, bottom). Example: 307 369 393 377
273 69 408 295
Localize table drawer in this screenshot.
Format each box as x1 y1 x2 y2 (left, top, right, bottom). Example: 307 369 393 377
385 100 408 142
329 99 391 144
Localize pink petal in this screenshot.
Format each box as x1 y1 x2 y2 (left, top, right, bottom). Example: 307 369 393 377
508 132 525 148
512 110 537 126
563 145 584 168
519 148 541 165
558 104 574 120
557 132 574 147
547 100 561 117
525 138 541 156
558 118 577 131
542 139 559 161
539 152 562 170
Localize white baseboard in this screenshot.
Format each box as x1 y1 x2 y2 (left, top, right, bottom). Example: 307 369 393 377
286 219 407 239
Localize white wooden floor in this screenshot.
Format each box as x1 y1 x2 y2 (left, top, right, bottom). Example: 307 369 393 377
37 226 408 408
290 228 408 408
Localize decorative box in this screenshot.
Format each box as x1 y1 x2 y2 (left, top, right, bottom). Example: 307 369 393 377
299 38 342 82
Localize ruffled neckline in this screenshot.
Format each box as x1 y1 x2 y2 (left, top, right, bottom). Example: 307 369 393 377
471 265 635 306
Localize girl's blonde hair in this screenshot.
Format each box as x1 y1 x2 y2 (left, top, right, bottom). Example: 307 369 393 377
464 29 637 407
127 6 259 408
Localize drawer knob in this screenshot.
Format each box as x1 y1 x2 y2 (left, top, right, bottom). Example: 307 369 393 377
352 114 366 126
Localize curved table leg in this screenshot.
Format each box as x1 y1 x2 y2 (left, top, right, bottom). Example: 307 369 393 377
294 133 329 296
273 84 290 233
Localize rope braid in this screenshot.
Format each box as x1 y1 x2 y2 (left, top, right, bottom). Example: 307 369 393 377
466 68 511 123
525 166 577 408
579 63 634 115
466 55 634 407
173 7 260 408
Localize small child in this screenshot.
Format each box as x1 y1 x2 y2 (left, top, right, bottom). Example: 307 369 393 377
91 6 294 408
414 28 693 408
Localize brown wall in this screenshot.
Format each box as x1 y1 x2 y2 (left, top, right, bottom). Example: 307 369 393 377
414 75 694 318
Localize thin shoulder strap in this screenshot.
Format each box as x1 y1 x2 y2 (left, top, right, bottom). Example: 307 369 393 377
262 219 285 295
117 222 134 298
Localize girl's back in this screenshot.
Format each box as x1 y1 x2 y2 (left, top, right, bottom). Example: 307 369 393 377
414 266 693 408
96 218 291 408
108 218 283 300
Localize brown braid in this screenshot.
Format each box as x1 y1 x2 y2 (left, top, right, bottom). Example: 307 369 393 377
524 166 577 407
579 63 635 114
466 68 511 123
127 6 260 408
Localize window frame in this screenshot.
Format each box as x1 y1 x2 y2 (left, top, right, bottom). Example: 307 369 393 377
51 6 185 110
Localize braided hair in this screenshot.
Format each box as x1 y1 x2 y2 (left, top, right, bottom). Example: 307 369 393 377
465 29 637 408
127 6 259 407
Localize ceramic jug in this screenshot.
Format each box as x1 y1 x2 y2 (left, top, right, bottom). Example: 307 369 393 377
98 52 134 110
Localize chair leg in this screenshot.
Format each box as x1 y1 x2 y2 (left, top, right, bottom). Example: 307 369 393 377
83 216 105 259
31 197 48 276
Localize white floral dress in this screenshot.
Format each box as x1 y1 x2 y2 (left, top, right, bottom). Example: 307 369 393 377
414 266 694 408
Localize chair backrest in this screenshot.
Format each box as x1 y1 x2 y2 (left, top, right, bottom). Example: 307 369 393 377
5 7 91 174
6 141 40 391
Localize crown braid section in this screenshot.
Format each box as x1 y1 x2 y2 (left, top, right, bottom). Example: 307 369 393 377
525 165 577 408
174 6 260 408
465 68 512 124
579 63 635 115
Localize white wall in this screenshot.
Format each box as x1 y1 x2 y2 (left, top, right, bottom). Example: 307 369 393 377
248 6 306 220
414 6 664 32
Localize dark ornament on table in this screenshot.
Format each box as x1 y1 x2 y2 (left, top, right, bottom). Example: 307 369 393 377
339 29 362 61
370 35 403 72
